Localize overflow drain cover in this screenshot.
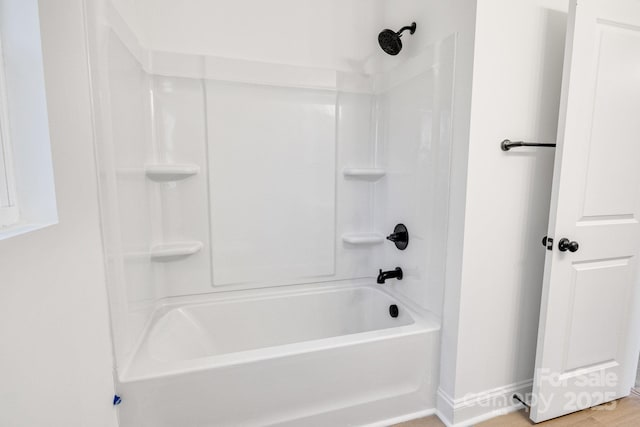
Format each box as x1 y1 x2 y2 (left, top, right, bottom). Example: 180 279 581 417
389 304 399 318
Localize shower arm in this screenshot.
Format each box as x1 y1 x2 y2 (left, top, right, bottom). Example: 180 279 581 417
396 23 417 36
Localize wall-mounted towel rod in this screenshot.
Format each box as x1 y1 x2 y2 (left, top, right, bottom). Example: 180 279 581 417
500 139 556 151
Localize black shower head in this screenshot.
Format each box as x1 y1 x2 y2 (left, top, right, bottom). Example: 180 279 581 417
378 22 416 56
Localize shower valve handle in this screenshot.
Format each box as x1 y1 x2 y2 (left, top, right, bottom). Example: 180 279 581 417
386 232 407 242
386 224 409 250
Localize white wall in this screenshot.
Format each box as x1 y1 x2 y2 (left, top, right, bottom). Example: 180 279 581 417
110 0 144 45
0 1 117 426
125 0 385 73
438 0 569 424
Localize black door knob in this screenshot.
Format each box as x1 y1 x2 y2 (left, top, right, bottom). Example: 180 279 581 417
558 238 579 252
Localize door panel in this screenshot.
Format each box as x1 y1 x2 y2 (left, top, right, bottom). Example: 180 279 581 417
531 0 640 422
564 257 632 371
582 24 640 217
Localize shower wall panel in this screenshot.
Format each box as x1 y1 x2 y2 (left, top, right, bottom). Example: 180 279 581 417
206 82 337 286
335 92 382 280
150 76 212 296
103 30 156 366
131 0 386 74
374 36 455 316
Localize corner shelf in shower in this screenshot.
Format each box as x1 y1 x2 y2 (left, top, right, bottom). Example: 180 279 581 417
150 241 203 261
342 168 386 181
145 164 200 182
341 233 385 245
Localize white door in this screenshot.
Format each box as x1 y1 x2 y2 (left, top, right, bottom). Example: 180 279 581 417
531 0 640 422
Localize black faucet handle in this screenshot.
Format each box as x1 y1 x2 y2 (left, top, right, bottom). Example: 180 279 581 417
386 224 409 250
386 232 404 242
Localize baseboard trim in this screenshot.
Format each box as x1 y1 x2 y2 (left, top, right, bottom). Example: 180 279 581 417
435 379 532 426
367 408 437 427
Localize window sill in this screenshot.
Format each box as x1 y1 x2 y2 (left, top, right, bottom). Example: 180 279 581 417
0 221 56 241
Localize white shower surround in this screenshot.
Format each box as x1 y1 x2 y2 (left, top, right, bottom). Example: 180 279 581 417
86 0 456 425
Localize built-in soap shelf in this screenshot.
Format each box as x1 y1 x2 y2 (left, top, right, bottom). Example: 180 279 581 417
150 241 203 261
341 233 385 245
342 168 386 181
145 164 200 182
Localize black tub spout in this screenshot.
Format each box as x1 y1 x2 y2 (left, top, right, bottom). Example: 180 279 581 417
377 267 403 284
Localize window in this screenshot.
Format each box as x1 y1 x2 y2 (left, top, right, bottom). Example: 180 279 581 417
0 0 58 240
0 38 17 228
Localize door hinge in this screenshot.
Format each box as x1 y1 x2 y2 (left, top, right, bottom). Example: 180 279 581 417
542 236 553 251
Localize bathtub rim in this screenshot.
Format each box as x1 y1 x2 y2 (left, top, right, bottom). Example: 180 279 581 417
119 279 440 383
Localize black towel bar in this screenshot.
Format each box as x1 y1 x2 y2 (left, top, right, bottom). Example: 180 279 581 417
501 139 556 151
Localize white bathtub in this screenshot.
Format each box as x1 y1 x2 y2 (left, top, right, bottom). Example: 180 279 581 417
118 282 440 427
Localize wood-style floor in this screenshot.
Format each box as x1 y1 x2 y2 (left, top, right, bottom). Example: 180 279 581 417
393 389 640 427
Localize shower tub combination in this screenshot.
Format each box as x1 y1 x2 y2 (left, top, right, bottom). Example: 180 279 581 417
118 282 440 426
87 1 453 425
